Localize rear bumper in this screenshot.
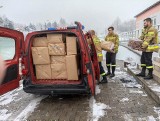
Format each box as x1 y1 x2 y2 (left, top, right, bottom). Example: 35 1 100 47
23 78 90 95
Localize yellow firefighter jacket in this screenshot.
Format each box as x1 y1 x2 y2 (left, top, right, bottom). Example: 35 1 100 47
92 36 103 62
140 26 159 52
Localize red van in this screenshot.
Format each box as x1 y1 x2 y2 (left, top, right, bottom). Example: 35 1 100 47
0 22 100 96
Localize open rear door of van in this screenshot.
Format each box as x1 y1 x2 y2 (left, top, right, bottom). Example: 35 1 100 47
0 27 24 95
84 32 100 83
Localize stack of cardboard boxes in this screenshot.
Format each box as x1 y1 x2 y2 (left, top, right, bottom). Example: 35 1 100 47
32 34 78 80
153 57 160 83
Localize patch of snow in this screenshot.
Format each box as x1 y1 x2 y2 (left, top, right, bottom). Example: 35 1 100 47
129 90 143 94
95 85 101 95
153 107 160 120
120 98 129 102
148 116 156 121
0 109 12 120
13 95 46 121
0 91 20 105
0 83 24 105
124 114 133 121
89 97 111 121
149 86 160 93
15 84 23 92
127 64 137 69
138 116 156 121
142 93 148 97
124 68 127 71
125 83 142 88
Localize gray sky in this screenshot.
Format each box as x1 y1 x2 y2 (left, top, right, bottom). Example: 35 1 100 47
0 0 159 33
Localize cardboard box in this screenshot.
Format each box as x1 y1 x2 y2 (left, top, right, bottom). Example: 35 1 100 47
32 37 48 47
66 55 78 80
47 34 64 44
66 37 77 55
35 64 51 79
101 41 114 52
48 43 66 55
128 39 143 50
51 64 67 79
32 47 50 64
51 56 65 64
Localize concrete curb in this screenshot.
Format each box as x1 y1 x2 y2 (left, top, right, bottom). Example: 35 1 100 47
127 67 160 105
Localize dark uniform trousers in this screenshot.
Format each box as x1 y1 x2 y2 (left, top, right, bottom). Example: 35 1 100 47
106 52 116 73
141 52 153 70
99 62 105 76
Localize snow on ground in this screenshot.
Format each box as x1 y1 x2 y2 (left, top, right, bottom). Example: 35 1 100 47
0 109 12 120
95 85 101 95
88 85 110 121
0 81 46 121
137 115 157 121
149 85 160 93
111 67 142 89
129 90 144 94
13 95 46 121
154 107 160 120
0 84 23 105
120 98 129 102
124 114 133 121
89 97 111 121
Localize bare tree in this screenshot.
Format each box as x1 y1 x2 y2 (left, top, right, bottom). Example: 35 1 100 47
111 17 136 33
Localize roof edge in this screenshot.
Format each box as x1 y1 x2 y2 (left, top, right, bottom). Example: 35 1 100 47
135 0 160 18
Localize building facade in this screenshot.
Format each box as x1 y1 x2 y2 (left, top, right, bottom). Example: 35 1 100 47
120 1 160 41
135 1 160 38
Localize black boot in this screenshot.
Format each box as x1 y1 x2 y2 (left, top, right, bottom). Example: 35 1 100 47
106 66 111 76
144 69 153 80
100 75 108 84
136 67 146 77
110 66 115 78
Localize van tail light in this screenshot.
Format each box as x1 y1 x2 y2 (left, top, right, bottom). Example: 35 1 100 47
19 57 28 76
22 69 28 75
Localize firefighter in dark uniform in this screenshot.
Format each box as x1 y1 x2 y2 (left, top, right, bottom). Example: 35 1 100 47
136 18 159 80
90 30 108 83
105 27 119 78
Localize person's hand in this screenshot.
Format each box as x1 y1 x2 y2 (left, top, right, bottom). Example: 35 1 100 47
110 49 115 53
0 56 6 84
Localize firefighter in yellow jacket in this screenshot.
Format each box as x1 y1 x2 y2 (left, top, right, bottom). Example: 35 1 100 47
105 27 119 78
90 30 108 83
136 18 159 80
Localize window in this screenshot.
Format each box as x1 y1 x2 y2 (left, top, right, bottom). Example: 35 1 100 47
153 18 156 26
0 37 15 60
151 17 157 26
